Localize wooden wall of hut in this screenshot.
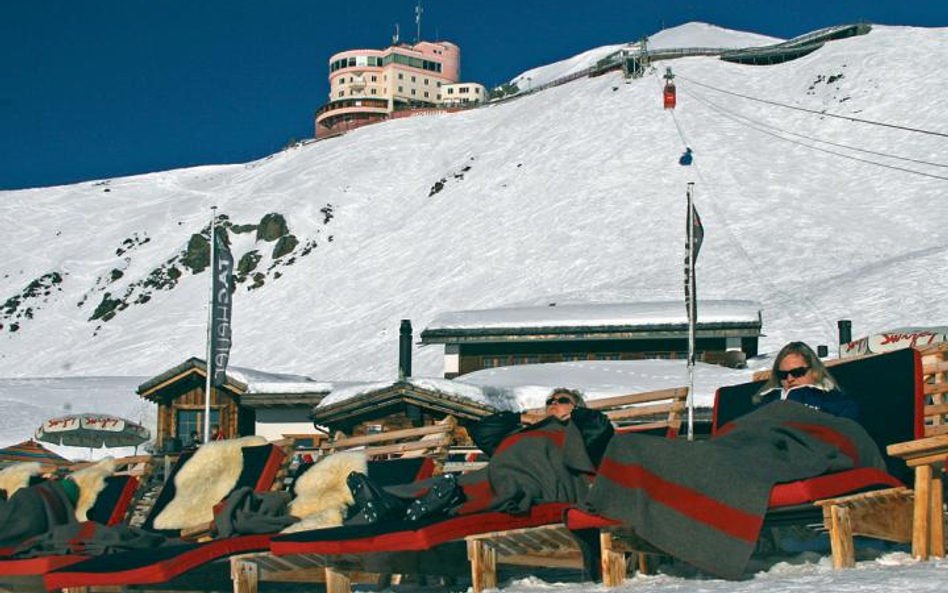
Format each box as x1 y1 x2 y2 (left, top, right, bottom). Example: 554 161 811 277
155 386 246 448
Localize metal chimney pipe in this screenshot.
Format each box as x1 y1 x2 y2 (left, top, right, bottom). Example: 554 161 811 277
399 319 412 379
837 319 852 346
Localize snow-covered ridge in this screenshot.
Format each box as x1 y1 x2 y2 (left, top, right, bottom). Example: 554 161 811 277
512 21 781 88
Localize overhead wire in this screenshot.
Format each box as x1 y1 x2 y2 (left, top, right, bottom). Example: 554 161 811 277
677 74 948 139
682 88 948 182
683 89 948 170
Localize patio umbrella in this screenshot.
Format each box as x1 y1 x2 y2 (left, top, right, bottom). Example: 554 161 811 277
35 413 151 451
0 439 71 468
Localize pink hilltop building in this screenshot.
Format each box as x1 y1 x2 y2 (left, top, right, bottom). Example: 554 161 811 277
315 39 486 138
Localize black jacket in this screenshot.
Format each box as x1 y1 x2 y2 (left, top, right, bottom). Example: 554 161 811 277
757 384 860 423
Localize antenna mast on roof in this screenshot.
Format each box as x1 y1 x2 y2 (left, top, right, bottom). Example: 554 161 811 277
415 0 423 43
393 23 400 46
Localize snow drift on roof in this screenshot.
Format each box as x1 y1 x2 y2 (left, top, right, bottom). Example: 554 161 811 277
426 300 761 332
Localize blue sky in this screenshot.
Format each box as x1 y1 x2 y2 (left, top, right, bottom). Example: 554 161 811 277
1 0 945 190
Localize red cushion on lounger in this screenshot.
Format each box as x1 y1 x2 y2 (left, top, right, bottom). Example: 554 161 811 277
43 534 272 589
564 508 620 530
0 554 86 576
105 476 140 526
271 503 571 556
253 445 286 492
767 467 903 508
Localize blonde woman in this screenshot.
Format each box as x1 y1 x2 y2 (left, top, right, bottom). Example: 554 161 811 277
754 341 859 421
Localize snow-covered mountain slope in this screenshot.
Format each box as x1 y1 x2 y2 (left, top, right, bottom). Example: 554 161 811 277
511 22 781 89
1 24 946 388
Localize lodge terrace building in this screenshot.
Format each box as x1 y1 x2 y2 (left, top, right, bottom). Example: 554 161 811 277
420 301 764 378
315 39 485 138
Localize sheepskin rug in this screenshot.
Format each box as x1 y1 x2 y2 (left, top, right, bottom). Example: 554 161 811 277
0 462 42 497
153 435 267 530
69 457 116 521
280 451 367 533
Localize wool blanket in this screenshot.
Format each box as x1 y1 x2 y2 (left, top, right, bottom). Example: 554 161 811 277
12 521 176 558
581 400 887 579
0 480 76 547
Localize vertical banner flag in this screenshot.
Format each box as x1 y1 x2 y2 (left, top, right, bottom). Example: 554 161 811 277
209 228 234 387
684 198 704 325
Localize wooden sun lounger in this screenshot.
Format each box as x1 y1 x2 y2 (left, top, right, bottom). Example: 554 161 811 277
464 386 688 591
229 419 459 593
814 343 948 567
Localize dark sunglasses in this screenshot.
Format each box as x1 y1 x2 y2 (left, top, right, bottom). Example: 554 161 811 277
546 396 574 406
776 366 809 381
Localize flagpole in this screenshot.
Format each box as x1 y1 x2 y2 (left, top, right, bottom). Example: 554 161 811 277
203 206 217 445
686 183 695 441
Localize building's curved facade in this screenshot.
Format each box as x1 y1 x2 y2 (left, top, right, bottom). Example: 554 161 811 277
316 41 462 138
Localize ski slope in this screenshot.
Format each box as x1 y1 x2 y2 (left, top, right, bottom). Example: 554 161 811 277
0 22 945 421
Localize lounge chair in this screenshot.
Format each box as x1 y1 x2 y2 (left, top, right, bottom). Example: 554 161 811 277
563 346 922 584
3 439 287 588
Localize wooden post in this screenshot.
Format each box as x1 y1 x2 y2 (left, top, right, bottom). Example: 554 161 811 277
230 558 258 593
599 532 627 587
828 505 855 569
325 567 352 593
467 538 497 593
913 465 932 560
930 474 945 558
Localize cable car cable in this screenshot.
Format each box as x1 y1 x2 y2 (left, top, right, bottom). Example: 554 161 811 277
685 89 948 170
683 89 948 183
677 74 948 139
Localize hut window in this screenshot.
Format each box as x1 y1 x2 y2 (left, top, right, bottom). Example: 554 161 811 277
176 409 220 438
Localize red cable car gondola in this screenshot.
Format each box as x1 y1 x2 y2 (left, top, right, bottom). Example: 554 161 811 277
663 67 676 110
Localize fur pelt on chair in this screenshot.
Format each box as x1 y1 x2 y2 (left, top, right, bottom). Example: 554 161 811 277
153 435 267 530
69 457 116 521
0 462 42 498
280 451 367 533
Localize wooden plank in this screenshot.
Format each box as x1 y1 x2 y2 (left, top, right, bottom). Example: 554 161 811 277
606 402 684 421
616 420 675 433
496 553 582 568
829 505 855 569
925 382 948 396
913 465 932 560
352 436 452 457
600 532 628 587
887 434 948 458
924 403 948 417
926 425 948 436
930 476 945 558
230 558 258 593
321 423 451 449
922 360 948 375
467 539 497 593
325 567 352 593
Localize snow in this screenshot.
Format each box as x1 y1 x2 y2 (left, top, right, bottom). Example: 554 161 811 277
316 376 510 411
492 554 948 593
0 376 152 460
425 300 761 331
511 22 781 89
225 366 334 394
457 359 752 410
0 22 946 471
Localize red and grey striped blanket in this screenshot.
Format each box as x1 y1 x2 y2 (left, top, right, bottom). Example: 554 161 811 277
581 400 887 579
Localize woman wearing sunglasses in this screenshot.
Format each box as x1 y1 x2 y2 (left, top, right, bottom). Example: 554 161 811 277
753 341 860 421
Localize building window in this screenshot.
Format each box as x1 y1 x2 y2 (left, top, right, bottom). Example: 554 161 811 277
176 409 220 439
398 86 404 92
460 87 469 93
483 356 506 368
437 94 441 100
423 91 429 98
596 353 622 361
371 75 377 82
398 73 404 80
411 76 416 82
370 89 377 95
411 89 416 95
437 82 442 87
447 88 454 94
424 78 429 85
561 353 586 361
338 91 344 97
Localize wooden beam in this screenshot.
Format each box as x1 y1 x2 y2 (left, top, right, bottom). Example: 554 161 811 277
325 567 352 593
467 539 497 593
828 505 855 569
600 531 627 587
913 465 932 559
231 558 258 593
